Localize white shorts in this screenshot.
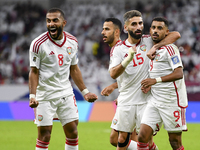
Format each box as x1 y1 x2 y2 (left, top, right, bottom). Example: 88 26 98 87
111 103 147 133
141 100 187 132
35 95 79 126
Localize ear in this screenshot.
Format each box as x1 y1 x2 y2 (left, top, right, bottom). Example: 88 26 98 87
124 24 128 32
166 29 169 35
63 20 67 27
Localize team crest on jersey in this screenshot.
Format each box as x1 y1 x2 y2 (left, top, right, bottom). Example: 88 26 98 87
67 47 72 55
140 44 146 51
155 54 160 61
38 115 43 121
33 56 36 62
113 119 118 125
171 56 180 65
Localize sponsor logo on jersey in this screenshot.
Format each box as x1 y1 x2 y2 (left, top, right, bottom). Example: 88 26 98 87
171 55 180 65
140 44 146 51
113 119 118 125
33 56 36 62
67 47 72 55
38 115 43 121
155 54 160 61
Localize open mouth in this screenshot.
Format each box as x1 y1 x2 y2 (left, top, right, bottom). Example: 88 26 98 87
49 28 57 35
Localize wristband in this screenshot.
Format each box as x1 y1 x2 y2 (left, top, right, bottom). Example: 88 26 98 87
81 89 89 96
155 77 162 83
29 94 36 99
121 57 132 68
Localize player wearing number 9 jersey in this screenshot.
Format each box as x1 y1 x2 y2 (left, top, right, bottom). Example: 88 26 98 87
29 8 97 150
138 17 187 150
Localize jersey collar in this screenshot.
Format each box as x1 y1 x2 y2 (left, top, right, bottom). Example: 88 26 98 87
47 32 66 47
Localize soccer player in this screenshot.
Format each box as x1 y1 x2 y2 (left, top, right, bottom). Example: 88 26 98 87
138 17 187 150
29 8 98 150
108 10 181 150
101 17 138 149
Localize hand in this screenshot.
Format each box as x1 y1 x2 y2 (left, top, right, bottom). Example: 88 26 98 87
147 46 156 60
141 86 151 94
114 98 118 105
128 46 137 58
141 78 156 88
101 86 115 96
29 98 39 108
84 93 98 102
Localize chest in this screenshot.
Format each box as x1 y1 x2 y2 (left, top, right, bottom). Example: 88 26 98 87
40 42 76 66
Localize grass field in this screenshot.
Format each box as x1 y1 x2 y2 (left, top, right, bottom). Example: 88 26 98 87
0 121 199 150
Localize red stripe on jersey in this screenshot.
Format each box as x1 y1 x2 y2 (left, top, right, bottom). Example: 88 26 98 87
110 40 122 57
122 39 141 47
142 34 151 38
165 45 175 56
181 108 186 126
33 34 48 54
65 32 78 43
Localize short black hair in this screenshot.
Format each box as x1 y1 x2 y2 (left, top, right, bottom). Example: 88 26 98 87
47 8 65 19
152 17 169 28
104 18 122 32
123 10 142 23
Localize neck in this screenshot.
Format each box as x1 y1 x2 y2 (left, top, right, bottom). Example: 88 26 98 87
109 38 120 48
128 36 140 44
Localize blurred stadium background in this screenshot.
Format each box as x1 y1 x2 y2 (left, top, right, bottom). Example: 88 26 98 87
0 0 200 123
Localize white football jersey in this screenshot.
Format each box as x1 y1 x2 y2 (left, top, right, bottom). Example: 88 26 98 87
109 35 153 106
149 44 188 108
29 31 79 101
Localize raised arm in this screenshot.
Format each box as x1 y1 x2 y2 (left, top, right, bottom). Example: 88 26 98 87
147 31 181 59
110 46 136 79
29 67 39 108
70 64 98 102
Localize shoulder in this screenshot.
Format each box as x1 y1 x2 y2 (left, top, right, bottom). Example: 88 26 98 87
64 31 78 44
161 44 179 56
30 32 49 54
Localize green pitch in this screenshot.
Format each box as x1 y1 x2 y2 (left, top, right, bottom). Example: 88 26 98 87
0 121 199 149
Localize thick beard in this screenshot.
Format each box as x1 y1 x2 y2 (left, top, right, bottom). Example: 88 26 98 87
106 33 115 45
128 30 142 39
48 26 63 40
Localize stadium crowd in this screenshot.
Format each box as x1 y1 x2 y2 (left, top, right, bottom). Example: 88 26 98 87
0 0 199 99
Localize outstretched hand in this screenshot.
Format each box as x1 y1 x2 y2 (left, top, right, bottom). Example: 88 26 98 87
29 98 39 108
84 93 98 102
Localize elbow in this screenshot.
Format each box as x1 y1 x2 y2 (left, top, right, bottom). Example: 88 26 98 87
110 73 117 79
176 32 181 39
110 71 117 79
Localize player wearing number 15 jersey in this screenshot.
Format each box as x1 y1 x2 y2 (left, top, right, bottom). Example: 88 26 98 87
29 8 97 150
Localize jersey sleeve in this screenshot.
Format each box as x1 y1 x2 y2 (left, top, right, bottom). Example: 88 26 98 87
108 46 123 71
29 40 41 69
71 50 79 65
166 44 183 70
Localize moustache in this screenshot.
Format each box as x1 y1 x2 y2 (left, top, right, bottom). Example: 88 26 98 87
135 30 142 33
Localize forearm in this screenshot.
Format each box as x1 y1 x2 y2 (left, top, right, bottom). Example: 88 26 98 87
29 67 39 95
154 31 181 49
159 67 183 82
110 64 125 79
70 65 87 92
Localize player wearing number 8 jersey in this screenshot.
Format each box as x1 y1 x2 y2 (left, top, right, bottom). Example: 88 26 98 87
109 10 181 150
29 8 97 150
138 17 187 150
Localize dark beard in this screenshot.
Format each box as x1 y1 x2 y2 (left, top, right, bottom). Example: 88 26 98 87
128 30 142 39
48 26 63 40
